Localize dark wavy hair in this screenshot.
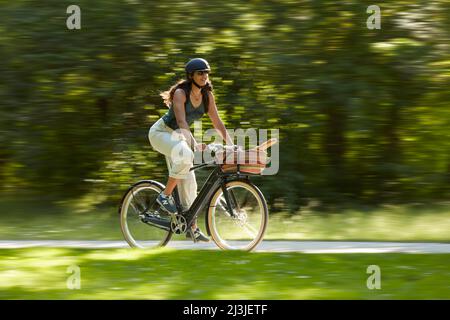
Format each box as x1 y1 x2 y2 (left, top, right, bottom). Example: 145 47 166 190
160 78 213 113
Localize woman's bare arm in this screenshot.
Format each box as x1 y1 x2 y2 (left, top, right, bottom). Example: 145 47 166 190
207 92 234 146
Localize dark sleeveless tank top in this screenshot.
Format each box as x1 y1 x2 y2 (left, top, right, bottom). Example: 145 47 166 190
162 96 206 130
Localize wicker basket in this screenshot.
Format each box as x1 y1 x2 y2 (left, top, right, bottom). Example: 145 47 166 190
217 149 268 174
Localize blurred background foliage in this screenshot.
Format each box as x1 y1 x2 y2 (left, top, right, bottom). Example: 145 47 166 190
0 0 449 213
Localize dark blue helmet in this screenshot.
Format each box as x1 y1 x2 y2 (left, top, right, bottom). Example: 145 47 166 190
185 58 211 74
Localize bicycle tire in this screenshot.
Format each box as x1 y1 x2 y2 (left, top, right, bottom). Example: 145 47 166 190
119 180 172 249
206 179 268 251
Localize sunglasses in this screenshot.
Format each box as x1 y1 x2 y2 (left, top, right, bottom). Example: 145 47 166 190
195 70 210 76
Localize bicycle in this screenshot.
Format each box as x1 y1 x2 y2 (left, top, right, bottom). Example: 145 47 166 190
119 138 277 251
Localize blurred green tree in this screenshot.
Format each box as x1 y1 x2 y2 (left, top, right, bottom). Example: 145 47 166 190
1 0 448 211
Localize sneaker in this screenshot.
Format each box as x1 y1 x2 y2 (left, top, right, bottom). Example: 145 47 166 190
156 192 178 214
186 228 210 242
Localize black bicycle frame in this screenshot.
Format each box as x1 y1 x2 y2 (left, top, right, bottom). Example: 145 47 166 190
173 165 247 227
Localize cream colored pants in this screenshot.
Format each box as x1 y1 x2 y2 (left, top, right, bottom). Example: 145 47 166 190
148 118 197 212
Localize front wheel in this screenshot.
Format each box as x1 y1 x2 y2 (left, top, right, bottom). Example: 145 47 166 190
119 181 172 249
207 180 268 251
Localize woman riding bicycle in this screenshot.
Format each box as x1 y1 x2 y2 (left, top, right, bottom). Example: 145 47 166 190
148 58 234 242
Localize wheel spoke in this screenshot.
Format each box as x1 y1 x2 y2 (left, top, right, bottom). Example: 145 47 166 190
131 189 145 212
232 213 258 238
241 193 250 208
145 196 152 211
241 222 258 238
129 202 140 216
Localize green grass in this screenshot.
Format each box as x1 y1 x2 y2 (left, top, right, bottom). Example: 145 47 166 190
0 197 449 241
267 204 450 241
0 248 449 299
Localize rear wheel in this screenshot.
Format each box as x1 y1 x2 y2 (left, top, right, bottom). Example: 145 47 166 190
120 181 172 249
207 180 268 251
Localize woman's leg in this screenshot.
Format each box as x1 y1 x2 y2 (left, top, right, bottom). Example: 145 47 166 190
177 170 198 228
149 125 194 187
148 123 207 238
177 170 197 211
164 176 178 195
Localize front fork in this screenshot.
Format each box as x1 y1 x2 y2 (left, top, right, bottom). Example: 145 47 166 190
220 180 240 218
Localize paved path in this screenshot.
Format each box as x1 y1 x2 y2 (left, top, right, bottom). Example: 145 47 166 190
0 240 449 253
